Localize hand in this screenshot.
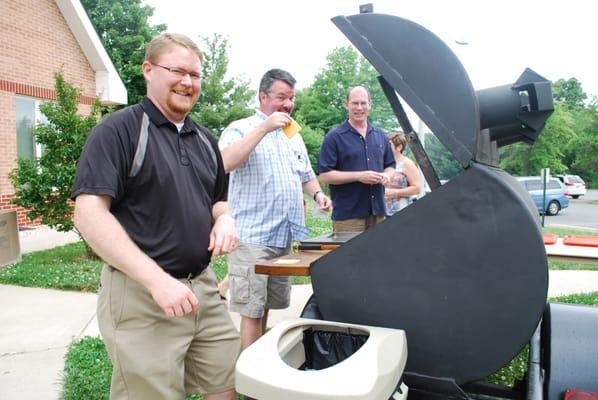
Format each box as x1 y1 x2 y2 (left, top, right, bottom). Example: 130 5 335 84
384 188 400 200
148 273 199 317
262 112 292 134
359 171 386 185
315 192 332 212
380 172 391 185
209 213 239 257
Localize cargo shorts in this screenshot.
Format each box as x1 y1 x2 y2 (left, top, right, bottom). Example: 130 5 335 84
97 265 241 400
227 242 291 319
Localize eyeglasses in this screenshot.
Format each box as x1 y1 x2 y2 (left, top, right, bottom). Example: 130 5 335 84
153 64 202 81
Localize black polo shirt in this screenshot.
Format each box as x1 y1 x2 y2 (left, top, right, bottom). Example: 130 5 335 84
72 97 228 278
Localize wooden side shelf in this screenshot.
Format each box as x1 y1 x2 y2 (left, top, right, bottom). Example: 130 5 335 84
254 250 328 276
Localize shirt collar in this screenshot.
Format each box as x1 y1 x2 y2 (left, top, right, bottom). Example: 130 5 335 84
340 119 372 135
141 97 196 135
255 109 268 121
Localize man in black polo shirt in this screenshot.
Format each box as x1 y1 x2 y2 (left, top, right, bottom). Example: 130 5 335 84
72 33 240 400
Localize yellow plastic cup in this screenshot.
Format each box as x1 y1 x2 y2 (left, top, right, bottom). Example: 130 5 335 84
282 118 301 138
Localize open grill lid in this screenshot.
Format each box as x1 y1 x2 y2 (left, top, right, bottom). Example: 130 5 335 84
332 13 478 168
307 12 554 386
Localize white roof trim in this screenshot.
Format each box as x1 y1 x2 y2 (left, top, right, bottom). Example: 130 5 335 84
54 0 128 105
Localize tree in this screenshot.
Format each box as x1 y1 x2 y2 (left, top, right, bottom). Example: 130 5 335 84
552 78 587 109
500 103 575 176
10 74 100 231
296 120 325 169
565 105 598 187
423 134 462 180
191 33 255 136
294 46 397 134
569 129 598 187
81 0 166 105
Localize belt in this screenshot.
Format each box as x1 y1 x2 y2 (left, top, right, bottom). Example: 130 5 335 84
108 265 204 280
169 267 205 280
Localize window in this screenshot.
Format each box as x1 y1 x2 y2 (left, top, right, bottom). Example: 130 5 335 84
16 96 46 161
547 179 561 190
525 179 541 191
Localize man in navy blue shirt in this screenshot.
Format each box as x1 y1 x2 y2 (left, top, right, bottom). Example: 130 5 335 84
318 86 395 232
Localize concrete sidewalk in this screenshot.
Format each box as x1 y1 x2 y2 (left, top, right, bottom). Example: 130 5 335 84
18 225 80 254
2 226 598 399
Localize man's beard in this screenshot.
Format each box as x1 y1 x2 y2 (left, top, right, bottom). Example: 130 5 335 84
166 92 196 116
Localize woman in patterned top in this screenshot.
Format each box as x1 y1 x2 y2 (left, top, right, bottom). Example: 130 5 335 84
384 131 423 216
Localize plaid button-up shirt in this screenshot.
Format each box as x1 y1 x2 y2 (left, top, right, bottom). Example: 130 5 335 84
219 111 314 247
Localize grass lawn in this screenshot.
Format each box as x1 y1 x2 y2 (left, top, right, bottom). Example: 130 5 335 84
542 225 598 237
1 212 596 398
0 242 102 291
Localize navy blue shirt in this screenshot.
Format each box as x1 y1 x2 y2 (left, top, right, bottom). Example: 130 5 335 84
318 120 395 220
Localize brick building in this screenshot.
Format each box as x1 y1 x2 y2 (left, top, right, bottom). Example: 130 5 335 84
0 0 126 226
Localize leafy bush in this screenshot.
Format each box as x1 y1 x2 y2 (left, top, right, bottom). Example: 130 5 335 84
10 73 100 232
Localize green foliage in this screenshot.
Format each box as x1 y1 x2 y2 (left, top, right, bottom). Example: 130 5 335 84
298 122 325 169
485 346 529 387
543 226 598 237
210 255 228 282
569 131 598 188
564 105 598 188
294 46 396 134
552 291 598 306
62 337 111 400
305 196 333 238
500 103 575 176
549 260 598 271
191 33 255 136
81 0 166 105
0 242 102 292
423 134 463 180
9 74 100 231
552 77 587 109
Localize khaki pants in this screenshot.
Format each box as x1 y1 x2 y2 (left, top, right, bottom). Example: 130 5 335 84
333 215 385 233
98 265 241 400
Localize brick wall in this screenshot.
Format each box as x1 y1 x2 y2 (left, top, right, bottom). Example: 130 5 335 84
0 0 96 97
0 194 41 226
0 0 97 225
0 92 17 195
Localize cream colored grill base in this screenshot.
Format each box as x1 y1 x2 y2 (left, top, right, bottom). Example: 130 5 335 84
235 318 408 400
